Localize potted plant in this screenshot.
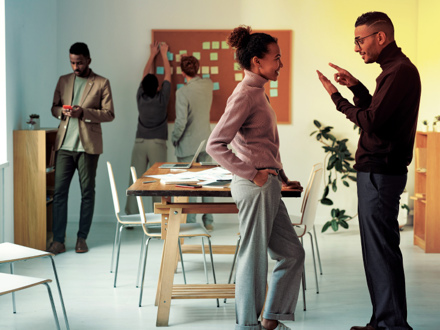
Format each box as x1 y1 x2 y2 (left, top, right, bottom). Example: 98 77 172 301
433 116 440 132
26 114 40 130
422 120 428 132
310 120 357 232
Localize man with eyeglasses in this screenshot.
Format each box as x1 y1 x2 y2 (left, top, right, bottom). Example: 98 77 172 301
317 11 420 330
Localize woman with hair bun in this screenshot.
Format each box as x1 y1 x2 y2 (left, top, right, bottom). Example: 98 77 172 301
206 26 305 330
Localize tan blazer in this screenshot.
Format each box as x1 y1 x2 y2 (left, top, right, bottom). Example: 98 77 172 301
51 70 115 154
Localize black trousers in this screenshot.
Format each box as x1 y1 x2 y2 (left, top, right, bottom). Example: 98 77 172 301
357 172 412 330
52 150 100 243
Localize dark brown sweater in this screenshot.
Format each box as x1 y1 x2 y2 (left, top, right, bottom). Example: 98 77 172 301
331 42 421 175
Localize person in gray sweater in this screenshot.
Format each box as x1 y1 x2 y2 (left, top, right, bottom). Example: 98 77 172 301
207 26 304 330
172 55 214 230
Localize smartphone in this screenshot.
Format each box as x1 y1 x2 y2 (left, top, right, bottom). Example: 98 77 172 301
63 105 73 110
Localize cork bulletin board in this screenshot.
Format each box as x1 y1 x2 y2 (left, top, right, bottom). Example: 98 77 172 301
152 29 292 123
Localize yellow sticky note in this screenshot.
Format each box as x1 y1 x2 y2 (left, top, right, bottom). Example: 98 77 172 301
176 54 181 62
202 42 210 50
176 67 182 74
235 73 243 81
234 63 241 71
198 68 201 74
202 66 210 74
221 41 229 49
211 66 219 74
179 50 187 55
170 67 174 74
210 53 218 61
193 52 201 60
212 41 220 49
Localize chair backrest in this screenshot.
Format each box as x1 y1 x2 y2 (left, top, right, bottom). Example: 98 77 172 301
300 166 323 233
107 161 121 216
301 163 323 214
130 166 147 226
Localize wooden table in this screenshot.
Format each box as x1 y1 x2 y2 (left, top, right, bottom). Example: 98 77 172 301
127 162 301 326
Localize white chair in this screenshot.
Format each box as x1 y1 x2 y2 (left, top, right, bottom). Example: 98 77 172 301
294 163 324 276
0 242 69 329
130 166 219 307
107 161 162 288
0 272 61 329
291 164 323 311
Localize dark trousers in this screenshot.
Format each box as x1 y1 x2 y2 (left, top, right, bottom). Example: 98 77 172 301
52 150 100 243
357 172 412 330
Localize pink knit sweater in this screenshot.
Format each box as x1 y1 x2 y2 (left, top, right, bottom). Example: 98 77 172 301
206 70 283 181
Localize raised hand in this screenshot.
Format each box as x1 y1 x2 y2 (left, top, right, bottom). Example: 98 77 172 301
329 63 358 87
317 70 339 96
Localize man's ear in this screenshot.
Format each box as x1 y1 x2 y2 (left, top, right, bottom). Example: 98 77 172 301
377 31 387 46
87 57 92 65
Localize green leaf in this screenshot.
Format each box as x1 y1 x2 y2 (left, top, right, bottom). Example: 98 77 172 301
331 208 337 218
343 180 349 187
310 130 317 136
339 219 349 228
322 186 329 199
314 120 321 128
321 198 333 205
348 175 357 181
316 133 322 141
332 179 337 192
321 221 331 233
331 220 339 232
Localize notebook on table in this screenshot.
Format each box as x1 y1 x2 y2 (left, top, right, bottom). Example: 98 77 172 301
159 140 206 169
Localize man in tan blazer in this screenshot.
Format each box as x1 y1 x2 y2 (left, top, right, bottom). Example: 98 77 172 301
47 42 115 255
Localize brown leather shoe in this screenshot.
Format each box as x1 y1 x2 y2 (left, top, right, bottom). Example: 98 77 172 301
75 237 89 253
350 326 375 330
46 241 66 255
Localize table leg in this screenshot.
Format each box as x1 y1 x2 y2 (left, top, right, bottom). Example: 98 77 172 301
156 207 182 326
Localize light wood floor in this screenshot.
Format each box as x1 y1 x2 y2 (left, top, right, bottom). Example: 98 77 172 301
1 217 439 330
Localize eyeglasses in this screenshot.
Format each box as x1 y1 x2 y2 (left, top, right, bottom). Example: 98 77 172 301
354 32 378 48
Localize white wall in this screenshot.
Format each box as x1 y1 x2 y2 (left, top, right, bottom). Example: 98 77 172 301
3 0 57 242
3 0 424 241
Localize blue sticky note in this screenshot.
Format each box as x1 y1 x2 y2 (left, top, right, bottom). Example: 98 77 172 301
167 52 174 61
270 89 278 97
202 74 211 79
156 66 164 74
213 82 220 91
177 84 184 90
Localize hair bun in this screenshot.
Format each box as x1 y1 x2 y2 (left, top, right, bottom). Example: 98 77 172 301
227 25 252 49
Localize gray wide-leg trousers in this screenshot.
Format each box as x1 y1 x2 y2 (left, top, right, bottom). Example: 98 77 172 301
231 174 305 330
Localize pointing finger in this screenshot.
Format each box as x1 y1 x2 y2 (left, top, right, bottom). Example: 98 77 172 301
329 62 342 71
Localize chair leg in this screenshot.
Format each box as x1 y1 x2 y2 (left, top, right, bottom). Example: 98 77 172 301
113 225 125 288
136 233 146 288
10 263 16 314
312 225 323 275
139 237 153 307
300 236 307 291
178 240 187 284
206 237 219 307
49 256 70 330
308 232 319 294
201 237 209 284
301 270 306 311
110 222 121 273
43 283 61 330
225 235 240 303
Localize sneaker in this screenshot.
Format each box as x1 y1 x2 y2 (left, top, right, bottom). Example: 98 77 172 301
46 241 66 255
205 224 214 232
